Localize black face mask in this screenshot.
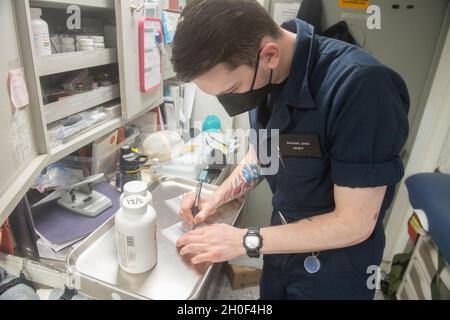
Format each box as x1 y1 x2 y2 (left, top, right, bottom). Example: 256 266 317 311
217 51 273 117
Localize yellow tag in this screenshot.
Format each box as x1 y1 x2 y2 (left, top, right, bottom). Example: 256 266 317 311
339 0 369 10
410 216 420 231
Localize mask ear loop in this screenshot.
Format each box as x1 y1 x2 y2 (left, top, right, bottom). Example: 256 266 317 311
250 49 263 90
251 49 273 90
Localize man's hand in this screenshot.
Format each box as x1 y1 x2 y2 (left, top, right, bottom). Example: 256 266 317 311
176 224 246 264
179 148 261 226
179 192 219 225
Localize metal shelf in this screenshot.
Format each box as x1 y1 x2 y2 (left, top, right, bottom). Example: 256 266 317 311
29 0 114 10
44 83 120 124
49 117 121 163
37 48 118 76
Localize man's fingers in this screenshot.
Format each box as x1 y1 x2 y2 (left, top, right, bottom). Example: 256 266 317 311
179 192 216 225
176 233 205 248
179 208 193 224
180 193 196 210
179 243 209 256
191 252 215 265
179 208 194 224
193 208 210 224
185 228 206 237
180 192 196 224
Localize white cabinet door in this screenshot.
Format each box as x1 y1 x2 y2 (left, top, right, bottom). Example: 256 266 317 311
0 0 48 224
115 0 164 121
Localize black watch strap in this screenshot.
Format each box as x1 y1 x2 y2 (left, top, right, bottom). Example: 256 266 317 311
244 227 262 258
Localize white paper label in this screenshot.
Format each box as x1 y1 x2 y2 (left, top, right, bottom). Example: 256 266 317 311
9 68 29 109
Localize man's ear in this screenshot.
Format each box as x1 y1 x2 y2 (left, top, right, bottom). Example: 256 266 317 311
260 43 281 69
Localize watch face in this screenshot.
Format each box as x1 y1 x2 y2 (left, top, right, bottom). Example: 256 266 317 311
245 235 260 250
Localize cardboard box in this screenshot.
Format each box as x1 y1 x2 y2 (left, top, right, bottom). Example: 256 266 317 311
226 263 262 290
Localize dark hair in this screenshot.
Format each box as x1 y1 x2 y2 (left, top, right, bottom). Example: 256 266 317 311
171 0 281 82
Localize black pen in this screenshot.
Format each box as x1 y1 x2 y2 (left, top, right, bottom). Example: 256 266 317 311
192 180 203 222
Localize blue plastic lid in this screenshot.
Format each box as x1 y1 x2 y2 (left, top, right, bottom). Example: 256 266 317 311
202 115 221 132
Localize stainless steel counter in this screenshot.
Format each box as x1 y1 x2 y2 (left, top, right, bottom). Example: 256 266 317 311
67 176 245 300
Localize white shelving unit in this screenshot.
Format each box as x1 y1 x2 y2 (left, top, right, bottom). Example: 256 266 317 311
37 48 118 76
0 0 165 224
14 0 124 159
49 116 122 163
44 83 120 123
29 0 114 10
17 0 164 150
0 0 169 297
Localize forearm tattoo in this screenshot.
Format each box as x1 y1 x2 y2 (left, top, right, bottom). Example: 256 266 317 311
224 161 262 202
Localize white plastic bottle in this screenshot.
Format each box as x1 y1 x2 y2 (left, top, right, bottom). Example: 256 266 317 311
30 8 51 56
115 195 157 274
120 181 153 206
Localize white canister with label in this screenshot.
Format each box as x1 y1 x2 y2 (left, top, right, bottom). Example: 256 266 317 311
120 181 153 205
115 195 157 274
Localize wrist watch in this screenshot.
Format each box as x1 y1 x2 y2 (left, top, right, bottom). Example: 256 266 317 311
243 227 263 258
